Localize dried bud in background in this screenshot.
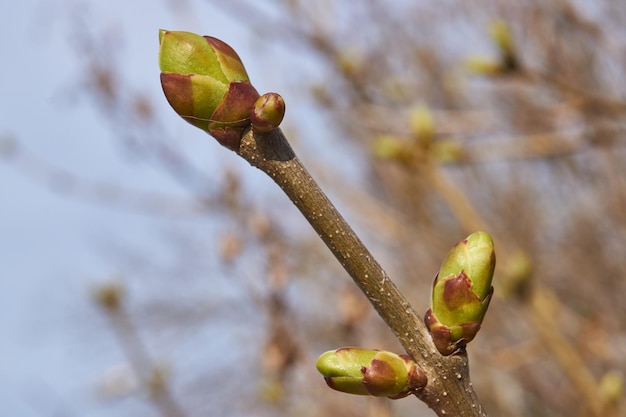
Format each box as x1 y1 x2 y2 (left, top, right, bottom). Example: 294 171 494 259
409 104 434 149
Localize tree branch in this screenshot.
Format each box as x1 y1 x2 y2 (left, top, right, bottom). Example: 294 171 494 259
236 127 488 416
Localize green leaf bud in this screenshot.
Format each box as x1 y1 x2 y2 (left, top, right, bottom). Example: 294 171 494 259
315 347 426 399
158 30 260 150
250 92 286 133
424 231 495 355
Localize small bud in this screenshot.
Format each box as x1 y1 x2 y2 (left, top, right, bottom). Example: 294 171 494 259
372 135 414 164
598 370 624 406
335 49 364 78
465 20 519 77
409 105 434 149
158 30 260 150
488 19 518 71
464 56 503 76
424 231 495 355
431 139 464 163
250 93 286 133
315 347 426 399
502 249 533 299
93 282 125 311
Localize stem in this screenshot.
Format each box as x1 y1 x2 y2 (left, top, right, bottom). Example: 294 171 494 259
97 294 186 417
236 127 487 416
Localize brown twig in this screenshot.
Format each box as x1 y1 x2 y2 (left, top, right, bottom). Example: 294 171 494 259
236 127 488 416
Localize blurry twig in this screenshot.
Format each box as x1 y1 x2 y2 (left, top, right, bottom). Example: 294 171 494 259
93 283 186 417
527 70 626 115
1 138 213 217
529 289 603 416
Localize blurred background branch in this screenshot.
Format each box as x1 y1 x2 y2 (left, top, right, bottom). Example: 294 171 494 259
3 1 625 416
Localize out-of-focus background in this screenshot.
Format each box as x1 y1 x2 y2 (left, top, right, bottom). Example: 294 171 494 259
2 1 625 416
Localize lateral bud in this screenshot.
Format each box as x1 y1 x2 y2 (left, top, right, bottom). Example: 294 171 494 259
425 231 496 355
315 347 426 399
251 93 286 133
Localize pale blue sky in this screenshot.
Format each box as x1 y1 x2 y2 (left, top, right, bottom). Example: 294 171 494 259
0 1 298 415
0 0 380 414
